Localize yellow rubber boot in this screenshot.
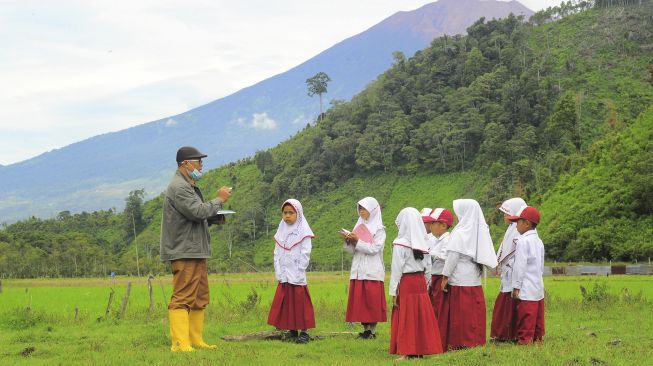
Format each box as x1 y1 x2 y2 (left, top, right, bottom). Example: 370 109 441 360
189 309 217 349
169 309 195 352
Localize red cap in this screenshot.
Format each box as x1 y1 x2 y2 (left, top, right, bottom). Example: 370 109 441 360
435 209 454 226
507 206 540 224
421 208 436 223
422 208 453 226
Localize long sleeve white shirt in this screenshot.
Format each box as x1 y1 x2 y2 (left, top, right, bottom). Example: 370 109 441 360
343 229 386 281
511 230 545 301
274 236 312 286
442 251 482 286
389 245 431 296
428 232 450 275
499 255 516 293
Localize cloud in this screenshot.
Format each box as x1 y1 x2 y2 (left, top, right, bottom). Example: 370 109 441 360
165 118 177 127
251 113 277 130
292 114 309 125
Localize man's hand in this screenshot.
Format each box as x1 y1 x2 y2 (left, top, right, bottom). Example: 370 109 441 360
217 186 232 202
392 296 398 308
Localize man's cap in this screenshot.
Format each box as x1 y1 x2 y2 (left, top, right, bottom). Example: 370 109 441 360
508 206 541 224
421 208 454 226
176 146 207 163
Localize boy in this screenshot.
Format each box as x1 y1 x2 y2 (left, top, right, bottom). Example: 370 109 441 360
508 206 545 345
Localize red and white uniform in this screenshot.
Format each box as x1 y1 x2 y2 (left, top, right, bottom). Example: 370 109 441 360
491 197 526 341
439 199 496 351
268 199 316 331
512 229 545 344
389 208 442 356
344 197 387 323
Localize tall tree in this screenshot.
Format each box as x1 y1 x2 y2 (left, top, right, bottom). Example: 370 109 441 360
306 72 331 120
123 189 146 241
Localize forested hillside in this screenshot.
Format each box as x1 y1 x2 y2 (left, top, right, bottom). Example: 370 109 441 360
1 1 652 277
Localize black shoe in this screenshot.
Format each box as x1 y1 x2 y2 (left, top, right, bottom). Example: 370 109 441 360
296 331 310 344
358 330 375 339
281 330 298 341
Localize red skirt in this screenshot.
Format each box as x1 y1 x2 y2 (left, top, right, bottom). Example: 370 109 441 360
267 282 315 330
429 275 444 320
346 279 387 323
490 292 517 341
515 299 545 344
390 272 443 355
438 285 486 350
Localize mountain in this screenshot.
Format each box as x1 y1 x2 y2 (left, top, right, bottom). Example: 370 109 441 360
2 1 653 277
0 0 532 223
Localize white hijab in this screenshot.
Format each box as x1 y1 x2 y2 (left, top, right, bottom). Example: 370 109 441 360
355 197 384 234
497 197 527 264
393 207 429 253
274 199 315 250
448 199 497 268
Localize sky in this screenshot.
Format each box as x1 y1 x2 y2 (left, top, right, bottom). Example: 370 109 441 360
0 0 561 166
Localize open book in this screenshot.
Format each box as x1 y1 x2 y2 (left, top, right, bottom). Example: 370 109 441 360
352 224 373 243
216 209 236 215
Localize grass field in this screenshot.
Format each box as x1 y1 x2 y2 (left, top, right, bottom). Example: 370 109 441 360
1 273 652 365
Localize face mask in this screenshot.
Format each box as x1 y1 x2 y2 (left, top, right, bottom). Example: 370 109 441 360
188 168 203 180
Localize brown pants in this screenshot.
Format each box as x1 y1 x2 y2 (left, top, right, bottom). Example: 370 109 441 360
168 258 210 310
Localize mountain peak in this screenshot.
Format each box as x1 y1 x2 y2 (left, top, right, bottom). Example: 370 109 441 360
377 0 533 43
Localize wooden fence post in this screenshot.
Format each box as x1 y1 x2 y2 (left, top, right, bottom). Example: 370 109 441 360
147 274 155 313
104 288 115 320
119 282 132 319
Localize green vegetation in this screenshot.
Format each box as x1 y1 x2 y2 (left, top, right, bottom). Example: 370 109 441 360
1 1 652 277
0 274 652 365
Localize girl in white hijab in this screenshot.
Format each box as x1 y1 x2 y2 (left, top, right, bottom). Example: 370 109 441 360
439 199 497 351
491 197 526 342
267 199 315 344
389 208 443 359
340 197 387 339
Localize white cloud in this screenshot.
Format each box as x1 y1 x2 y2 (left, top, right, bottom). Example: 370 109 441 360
292 114 309 125
165 118 177 127
251 113 277 130
0 0 558 165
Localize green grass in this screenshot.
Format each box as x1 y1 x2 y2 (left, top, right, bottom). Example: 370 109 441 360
1 274 652 365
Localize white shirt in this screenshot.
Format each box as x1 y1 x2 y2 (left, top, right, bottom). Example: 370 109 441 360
499 255 516 293
442 251 482 286
274 236 312 286
389 244 431 296
511 230 545 301
428 231 450 275
344 229 386 281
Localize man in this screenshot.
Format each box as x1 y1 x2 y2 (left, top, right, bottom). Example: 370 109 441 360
160 146 231 352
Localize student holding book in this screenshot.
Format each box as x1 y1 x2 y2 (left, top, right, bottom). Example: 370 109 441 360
267 199 316 344
340 197 387 339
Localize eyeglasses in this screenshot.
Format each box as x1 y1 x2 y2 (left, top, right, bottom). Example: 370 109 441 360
187 159 203 164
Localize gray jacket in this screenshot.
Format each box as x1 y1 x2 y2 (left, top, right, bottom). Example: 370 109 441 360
160 171 223 261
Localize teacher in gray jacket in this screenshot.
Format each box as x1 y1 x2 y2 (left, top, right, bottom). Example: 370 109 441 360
160 146 231 352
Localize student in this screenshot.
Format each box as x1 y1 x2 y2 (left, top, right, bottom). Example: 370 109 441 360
439 199 497 351
267 199 316 344
490 197 527 342
389 208 443 359
421 208 454 320
341 197 387 339
508 206 545 345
